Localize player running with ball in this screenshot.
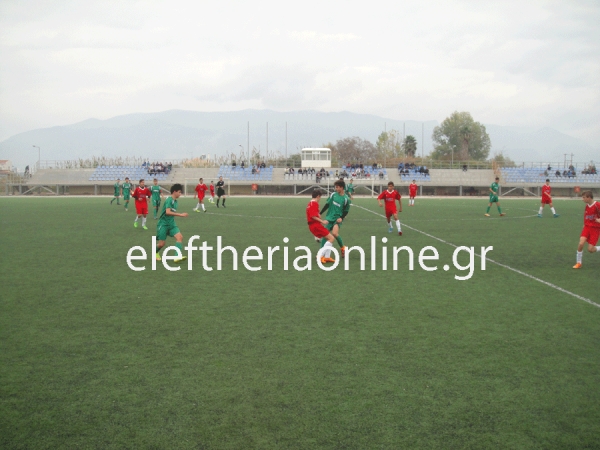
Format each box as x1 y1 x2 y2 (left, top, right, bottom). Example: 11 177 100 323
573 190 600 269
378 181 403 235
319 179 350 261
155 183 189 263
538 179 559 218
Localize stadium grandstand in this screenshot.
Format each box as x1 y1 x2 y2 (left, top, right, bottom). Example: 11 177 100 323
89 166 170 182
2 159 598 197
501 167 600 184
217 165 273 181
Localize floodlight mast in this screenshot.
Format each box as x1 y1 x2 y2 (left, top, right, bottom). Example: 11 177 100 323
33 145 40 170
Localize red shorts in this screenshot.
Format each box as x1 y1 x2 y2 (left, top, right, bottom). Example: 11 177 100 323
135 202 148 215
309 223 330 239
541 197 551 205
385 208 398 219
410 192 417 198
581 226 600 246
197 193 205 200
210 192 215 197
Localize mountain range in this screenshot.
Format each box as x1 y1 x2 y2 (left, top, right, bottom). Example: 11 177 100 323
0 110 596 170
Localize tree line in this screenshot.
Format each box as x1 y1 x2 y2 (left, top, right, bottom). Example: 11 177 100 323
317 111 513 165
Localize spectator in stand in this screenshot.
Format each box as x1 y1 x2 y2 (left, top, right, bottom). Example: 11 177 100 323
563 170 568 177
547 164 552 171
555 170 561 177
378 170 384 179
463 164 468 172
232 161 237 168
241 161 245 169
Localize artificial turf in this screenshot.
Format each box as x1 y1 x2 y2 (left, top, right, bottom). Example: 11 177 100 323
1 196 599 449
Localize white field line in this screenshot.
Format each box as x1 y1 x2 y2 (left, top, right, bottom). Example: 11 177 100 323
204 208 537 223
352 203 600 309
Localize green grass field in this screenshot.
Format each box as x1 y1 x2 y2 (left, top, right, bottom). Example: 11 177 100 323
1 195 599 449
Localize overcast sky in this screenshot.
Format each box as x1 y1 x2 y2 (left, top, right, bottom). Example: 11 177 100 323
1 0 598 145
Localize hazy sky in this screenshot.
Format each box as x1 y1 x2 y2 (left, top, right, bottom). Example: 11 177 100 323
1 0 599 144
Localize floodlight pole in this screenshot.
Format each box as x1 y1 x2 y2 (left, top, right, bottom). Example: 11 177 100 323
33 145 40 170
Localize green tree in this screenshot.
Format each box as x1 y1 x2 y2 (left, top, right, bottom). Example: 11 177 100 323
431 111 491 160
376 130 402 160
490 152 516 168
402 135 417 157
332 137 378 164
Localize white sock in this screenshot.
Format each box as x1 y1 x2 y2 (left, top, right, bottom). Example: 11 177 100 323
396 220 401 231
577 251 583 263
201 203 206 211
134 216 139 222
551 207 556 214
539 207 543 214
142 217 146 226
387 221 392 228
196 203 200 209
596 247 600 252
324 241 333 258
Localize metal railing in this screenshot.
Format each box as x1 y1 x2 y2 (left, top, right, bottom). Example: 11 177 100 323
25 157 597 172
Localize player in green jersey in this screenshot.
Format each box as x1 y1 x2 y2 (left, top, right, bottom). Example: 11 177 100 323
110 179 121 205
345 178 355 200
121 177 132 211
155 183 189 263
150 178 163 219
485 177 505 217
319 179 351 261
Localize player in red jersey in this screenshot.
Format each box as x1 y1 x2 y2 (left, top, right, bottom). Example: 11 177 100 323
408 180 418 206
306 189 336 263
573 190 600 269
132 179 152 230
538 179 559 218
193 178 208 212
377 181 403 235
209 181 215 203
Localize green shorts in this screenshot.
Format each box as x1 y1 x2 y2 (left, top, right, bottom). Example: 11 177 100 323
152 198 161 207
489 195 499 203
156 222 180 241
325 220 342 232
123 194 130 201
